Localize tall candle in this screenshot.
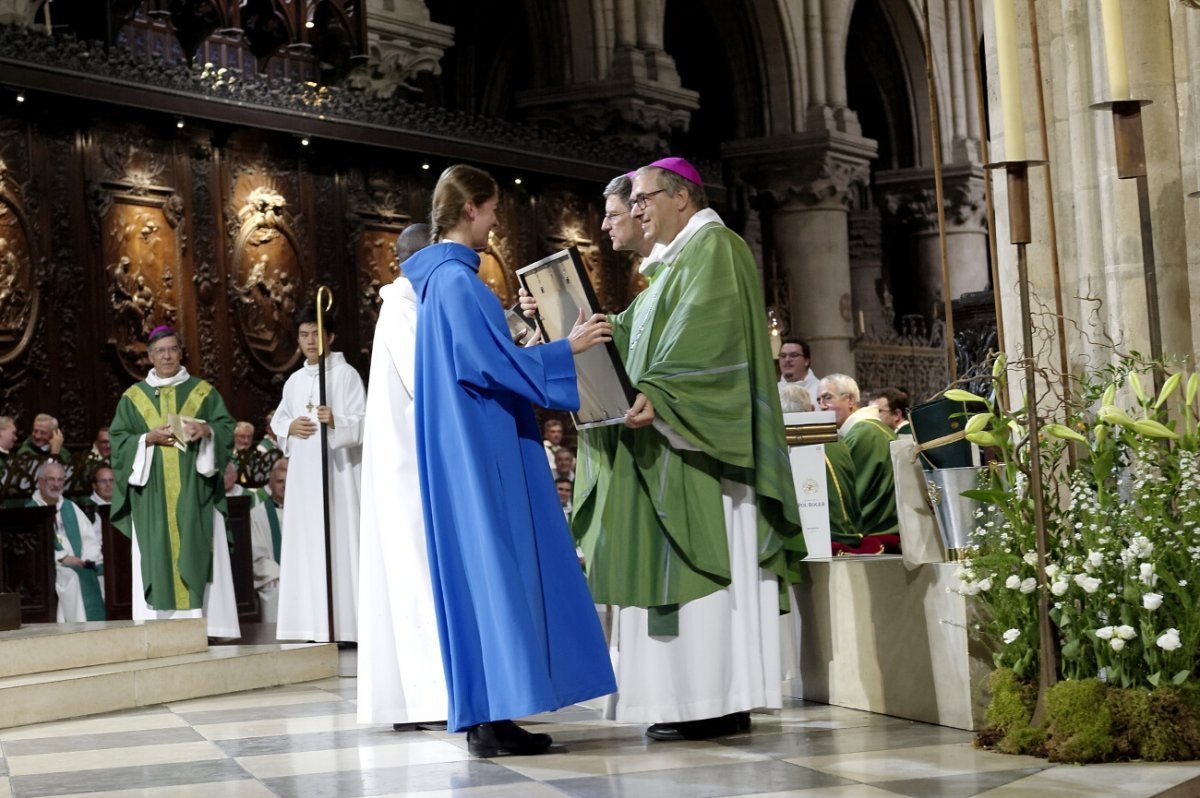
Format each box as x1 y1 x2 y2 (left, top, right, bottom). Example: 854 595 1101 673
1099 0 1130 100
992 0 1026 161
44 0 52 35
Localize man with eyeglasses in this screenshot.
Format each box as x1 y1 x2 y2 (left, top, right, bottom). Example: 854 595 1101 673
109 325 241 638
573 157 801 741
818 374 900 553
29 460 106 621
778 338 820 406
17 412 71 465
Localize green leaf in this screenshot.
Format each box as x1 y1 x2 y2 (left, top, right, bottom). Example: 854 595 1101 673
961 488 1006 503
1173 670 1192 685
1187 373 1199 406
1061 638 1082 660
1148 671 1162 687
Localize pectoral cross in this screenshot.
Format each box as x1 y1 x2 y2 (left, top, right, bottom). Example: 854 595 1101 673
306 400 315 413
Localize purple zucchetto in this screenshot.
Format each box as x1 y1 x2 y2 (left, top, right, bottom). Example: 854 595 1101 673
148 325 176 344
647 157 703 189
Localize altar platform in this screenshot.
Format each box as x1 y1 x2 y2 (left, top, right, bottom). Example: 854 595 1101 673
785 555 989 732
0 619 337 729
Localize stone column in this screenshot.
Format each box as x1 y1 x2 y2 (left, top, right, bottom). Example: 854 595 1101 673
876 165 988 310
356 0 454 97
726 132 876 378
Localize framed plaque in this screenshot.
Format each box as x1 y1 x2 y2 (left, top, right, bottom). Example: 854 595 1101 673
517 247 635 429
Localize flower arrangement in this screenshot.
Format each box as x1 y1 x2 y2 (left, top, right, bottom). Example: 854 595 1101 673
945 355 1200 762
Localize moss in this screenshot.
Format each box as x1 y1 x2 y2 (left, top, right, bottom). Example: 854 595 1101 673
1105 687 1150 761
981 668 1044 755
1140 684 1200 761
1044 679 1114 764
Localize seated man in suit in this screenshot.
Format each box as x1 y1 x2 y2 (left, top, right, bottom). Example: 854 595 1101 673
249 457 287 622
29 460 105 621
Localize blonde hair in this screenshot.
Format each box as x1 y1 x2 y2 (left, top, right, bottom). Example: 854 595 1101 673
430 164 498 242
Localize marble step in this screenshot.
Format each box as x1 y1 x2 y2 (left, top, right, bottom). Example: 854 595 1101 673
0 619 209 679
0 643 337 729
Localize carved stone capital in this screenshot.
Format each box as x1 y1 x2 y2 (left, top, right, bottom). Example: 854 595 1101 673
515 78 699 152
875 165 987 232
352 2 454 97
724 132 877 210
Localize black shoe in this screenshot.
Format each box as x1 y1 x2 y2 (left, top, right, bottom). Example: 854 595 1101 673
467 720 553 757
393 721 448 732
646 713 747 742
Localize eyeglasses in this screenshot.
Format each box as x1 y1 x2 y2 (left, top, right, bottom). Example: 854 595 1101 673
631 189 666 209
602 211 628 221
150 345 181 356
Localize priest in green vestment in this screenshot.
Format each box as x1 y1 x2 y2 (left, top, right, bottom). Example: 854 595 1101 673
109 326 241 638
29 460 106 621
17 413 71 465
819 374 900 550
0 415 16 472
571 157 802 741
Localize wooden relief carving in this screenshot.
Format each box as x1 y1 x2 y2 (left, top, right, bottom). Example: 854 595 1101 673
230 182 303 372
539 191 606 310
357 225 401 332
0 157 39 366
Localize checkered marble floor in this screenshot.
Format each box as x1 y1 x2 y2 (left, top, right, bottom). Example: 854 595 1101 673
1 661 1197 797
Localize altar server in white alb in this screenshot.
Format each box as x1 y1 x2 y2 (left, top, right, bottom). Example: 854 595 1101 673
272 307 365 642
358 223 448 728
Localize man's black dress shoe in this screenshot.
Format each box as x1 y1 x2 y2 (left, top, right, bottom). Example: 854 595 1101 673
646 712 750 741
467 720 553 757
393 721 449 732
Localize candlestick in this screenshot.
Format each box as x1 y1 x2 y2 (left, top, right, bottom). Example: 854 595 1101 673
992 0 1026 161
44 0 52 35
1099 0 1130 100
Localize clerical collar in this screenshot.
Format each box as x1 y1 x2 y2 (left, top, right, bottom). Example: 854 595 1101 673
146 367 192 388
32 492 64 510
639 207 725 278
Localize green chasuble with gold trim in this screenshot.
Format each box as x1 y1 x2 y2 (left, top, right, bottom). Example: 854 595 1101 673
843 416 899 536
109 376 235 611
573 222 802 610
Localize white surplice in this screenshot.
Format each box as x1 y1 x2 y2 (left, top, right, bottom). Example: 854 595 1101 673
31 493 104 623
249 500 282 623
357 278 448 725
272 351 365 642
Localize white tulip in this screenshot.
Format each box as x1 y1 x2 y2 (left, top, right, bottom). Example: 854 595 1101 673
1019 577 1037 594
1002 628 1020 645
1006 575 1021 590
1111 638 1126 652
1157 628 1182 651
1143 593 1163 610
1050 580 1069 596
1095 626 1115 640
1044 563 1060 579
1116 625 1137 640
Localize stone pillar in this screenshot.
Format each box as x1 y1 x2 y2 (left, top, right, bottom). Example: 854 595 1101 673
726 132 877 378
355 0 454 97
876 165 988 312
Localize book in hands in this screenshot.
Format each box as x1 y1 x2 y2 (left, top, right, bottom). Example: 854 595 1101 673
166 414 204 451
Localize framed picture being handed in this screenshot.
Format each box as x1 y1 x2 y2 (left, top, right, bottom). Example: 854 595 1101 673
517 247 635 429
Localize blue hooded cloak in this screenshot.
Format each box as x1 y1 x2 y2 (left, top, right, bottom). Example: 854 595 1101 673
404 241 616 731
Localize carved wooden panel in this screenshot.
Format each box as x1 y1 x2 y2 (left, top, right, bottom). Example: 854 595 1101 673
0 155 39 366
227 174 304 373
92 135 186 380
